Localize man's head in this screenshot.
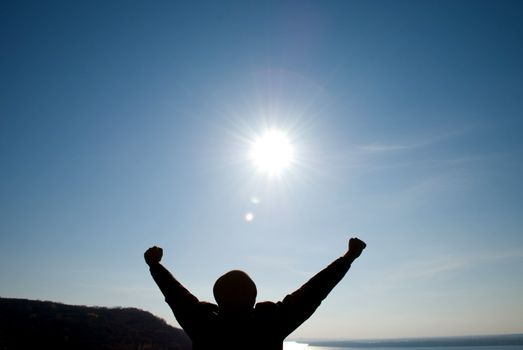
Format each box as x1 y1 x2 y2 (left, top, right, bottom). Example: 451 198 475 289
213 270 257 312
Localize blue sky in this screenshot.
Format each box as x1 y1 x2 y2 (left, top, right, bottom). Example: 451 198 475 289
1 0 522 340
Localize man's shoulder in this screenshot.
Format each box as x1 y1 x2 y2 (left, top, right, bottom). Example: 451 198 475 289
253 301 285 332
199 301 219 311
254 301 279 313
191 301 219 320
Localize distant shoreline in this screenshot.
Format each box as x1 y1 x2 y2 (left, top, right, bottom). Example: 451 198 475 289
304 334 523 348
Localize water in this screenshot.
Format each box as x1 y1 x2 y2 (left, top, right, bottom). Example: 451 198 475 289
308 347 523 350
282 344 523 350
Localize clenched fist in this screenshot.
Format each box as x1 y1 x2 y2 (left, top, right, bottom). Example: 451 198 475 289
144 246 163 266
346 237 366 260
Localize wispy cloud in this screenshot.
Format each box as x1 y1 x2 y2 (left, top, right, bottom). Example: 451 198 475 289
389 249 523 281
358 143 411 153
357 127 472 154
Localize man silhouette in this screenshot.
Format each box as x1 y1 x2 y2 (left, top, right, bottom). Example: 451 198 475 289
145 237 366 350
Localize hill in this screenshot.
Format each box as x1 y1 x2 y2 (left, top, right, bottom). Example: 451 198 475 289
0 297 191 350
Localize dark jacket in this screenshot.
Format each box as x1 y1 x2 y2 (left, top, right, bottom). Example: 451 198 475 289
149 255 353 350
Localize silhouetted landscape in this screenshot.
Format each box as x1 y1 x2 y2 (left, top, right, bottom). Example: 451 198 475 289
2 297 523 349
0 297 191 350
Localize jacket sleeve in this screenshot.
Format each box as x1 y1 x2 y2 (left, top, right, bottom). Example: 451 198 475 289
149 263 202 335
277 255 353 337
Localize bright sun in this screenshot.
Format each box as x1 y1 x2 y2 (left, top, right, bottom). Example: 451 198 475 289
249 129 295 176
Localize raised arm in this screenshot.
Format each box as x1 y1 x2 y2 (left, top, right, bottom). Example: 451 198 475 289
277 238 366 337
144 246 201 333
